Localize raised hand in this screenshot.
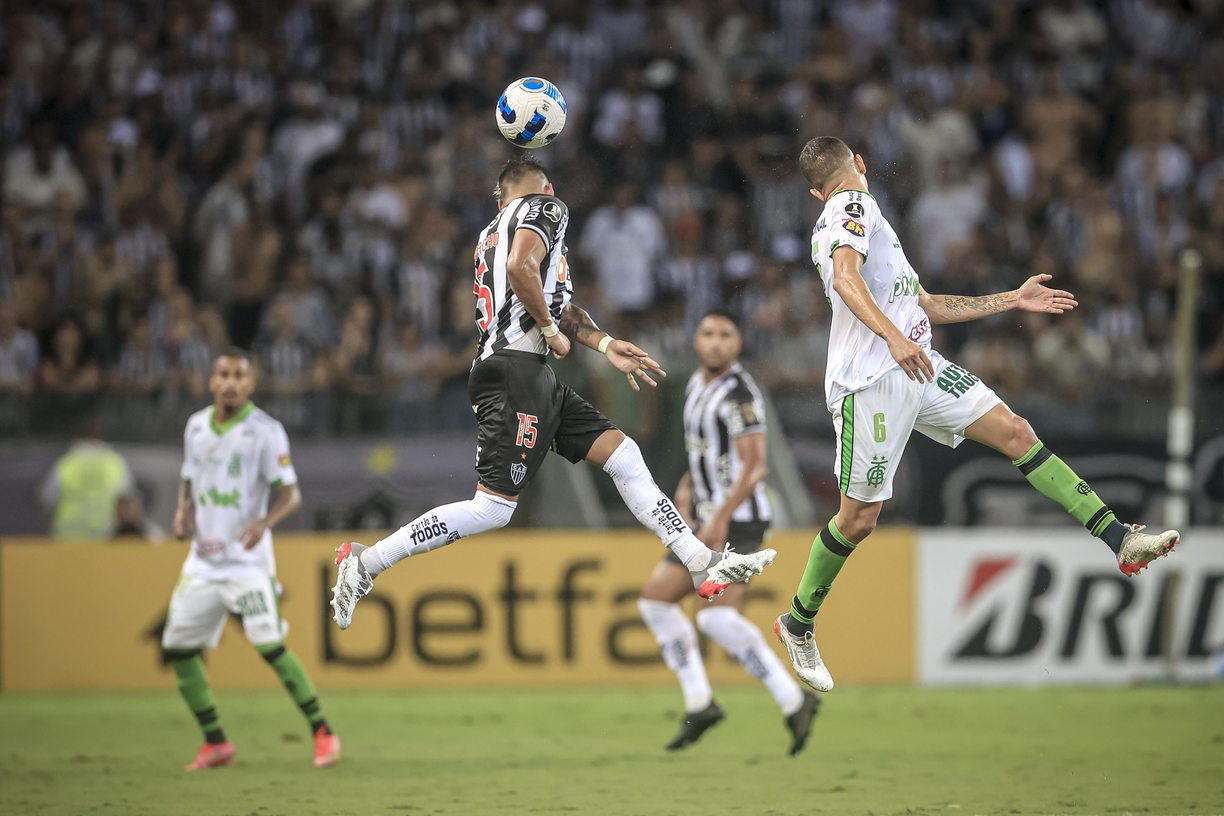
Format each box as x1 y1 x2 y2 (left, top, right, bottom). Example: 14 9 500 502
605 339 667 392
1015 273 1078 315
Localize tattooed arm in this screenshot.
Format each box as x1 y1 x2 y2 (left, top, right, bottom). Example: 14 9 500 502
919 274 1078 325
557 303 610 351
558 302 668 392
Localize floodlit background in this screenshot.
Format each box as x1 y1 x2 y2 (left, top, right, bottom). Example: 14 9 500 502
0 1 1221 814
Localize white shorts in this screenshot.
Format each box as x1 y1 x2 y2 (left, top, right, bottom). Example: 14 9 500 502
831 351 1001 502
162 573 288 649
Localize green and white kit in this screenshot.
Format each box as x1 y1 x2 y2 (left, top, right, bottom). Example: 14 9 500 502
162 403 298 649
812 190 1000 502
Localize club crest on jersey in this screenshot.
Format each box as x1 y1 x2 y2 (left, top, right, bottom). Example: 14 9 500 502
842 219 865 237
844 202 864 219
542 201 562 222
510 462 528 486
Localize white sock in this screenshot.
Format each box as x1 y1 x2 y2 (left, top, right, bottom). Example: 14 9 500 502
638 599 712 712
603 438 712 570
361 491 516 576
697 606 804 716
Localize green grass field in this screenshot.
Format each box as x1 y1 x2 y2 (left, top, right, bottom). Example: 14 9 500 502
1 686 1221 816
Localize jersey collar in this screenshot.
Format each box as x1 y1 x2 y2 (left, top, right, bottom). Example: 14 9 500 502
210 401 254 436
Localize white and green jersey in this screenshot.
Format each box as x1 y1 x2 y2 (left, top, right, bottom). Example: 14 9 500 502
811 189 932 405
179 403 298 580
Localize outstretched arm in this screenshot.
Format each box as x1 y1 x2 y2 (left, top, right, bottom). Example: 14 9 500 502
558 302 668 392
920 274 1077 325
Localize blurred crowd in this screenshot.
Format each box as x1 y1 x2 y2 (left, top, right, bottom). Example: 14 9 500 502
0 0 1222 442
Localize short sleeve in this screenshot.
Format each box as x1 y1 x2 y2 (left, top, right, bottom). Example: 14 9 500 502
825 193 875 260
261 422 299 488
180 424 195 482
516 195 568 252
723 384 766 438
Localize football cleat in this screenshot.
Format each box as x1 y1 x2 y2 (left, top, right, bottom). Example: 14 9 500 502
696 547 777 601
313 727 341 768
185 741 235 772
774 616 834 692
784 691 821 757
664 701 726 751
1117 524 1179 576
331 541 374 630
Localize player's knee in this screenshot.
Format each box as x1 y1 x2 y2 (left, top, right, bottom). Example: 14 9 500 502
1009 415 1039 459
838 508 878 542
472 491 516 530
694 605 739 636
256 643 287 664
162 647 200 664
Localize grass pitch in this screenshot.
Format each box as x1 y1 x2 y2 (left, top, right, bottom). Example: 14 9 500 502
0 686 1220 816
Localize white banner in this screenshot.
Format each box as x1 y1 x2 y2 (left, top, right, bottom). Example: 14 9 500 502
918 529 1224 685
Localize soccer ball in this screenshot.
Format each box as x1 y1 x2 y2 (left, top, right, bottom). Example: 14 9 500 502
496 77 567 149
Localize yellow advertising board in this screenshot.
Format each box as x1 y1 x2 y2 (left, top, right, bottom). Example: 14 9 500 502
0 529 914 691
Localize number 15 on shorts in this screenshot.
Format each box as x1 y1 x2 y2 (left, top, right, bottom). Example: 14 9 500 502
515 413 538 448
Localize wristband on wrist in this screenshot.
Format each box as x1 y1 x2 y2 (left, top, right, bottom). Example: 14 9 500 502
597 335 615 354
539 322 559 337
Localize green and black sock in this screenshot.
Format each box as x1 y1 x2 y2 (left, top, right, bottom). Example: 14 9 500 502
1013 441 1127 553
785 518 858 636
165 649 227 745
258 643 330 736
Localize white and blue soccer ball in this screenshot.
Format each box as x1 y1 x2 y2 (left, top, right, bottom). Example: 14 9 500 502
496 77 567 149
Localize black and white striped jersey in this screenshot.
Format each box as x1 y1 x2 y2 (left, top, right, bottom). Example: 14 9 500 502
472 193 572 362
683 363 772 524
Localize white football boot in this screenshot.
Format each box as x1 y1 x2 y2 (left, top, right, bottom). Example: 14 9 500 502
773 616 835 692
331 541 374 629
1117 524 1179 577
696 547 778 600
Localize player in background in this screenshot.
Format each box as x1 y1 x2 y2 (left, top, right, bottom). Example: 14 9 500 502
774 137 1180 693
638 310 819 755
331 156 776 629
164 349 340 771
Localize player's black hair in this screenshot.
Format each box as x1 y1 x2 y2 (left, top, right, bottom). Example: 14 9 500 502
215 346 252 364
799 136 854 189
698 308 741 331
494 154 549 199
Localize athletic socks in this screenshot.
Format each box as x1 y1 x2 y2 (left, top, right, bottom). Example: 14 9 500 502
637 599 713 712
258 642 330 736
603 438 714 571
696 607 805 716
1013 441 1128 553
788 518 857 632
165 649 226 744
362 491 517 576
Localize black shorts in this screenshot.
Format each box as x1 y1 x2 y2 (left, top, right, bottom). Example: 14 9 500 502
663 520 771 566
469 350 618 496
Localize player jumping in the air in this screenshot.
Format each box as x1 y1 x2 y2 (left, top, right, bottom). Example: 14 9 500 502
164 349 341 770
330 155 775 629
775 137 1180 693
638 310 819 755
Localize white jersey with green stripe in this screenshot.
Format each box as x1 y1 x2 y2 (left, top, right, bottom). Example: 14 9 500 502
811 189 932 405
179 403 298 580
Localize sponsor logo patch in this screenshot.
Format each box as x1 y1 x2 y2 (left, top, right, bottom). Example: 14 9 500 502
842 219 865 237
278 453 291 467
844 202 864 219
542 201 562 222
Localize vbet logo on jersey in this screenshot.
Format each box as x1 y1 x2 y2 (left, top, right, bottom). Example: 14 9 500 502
917 530 1224 685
